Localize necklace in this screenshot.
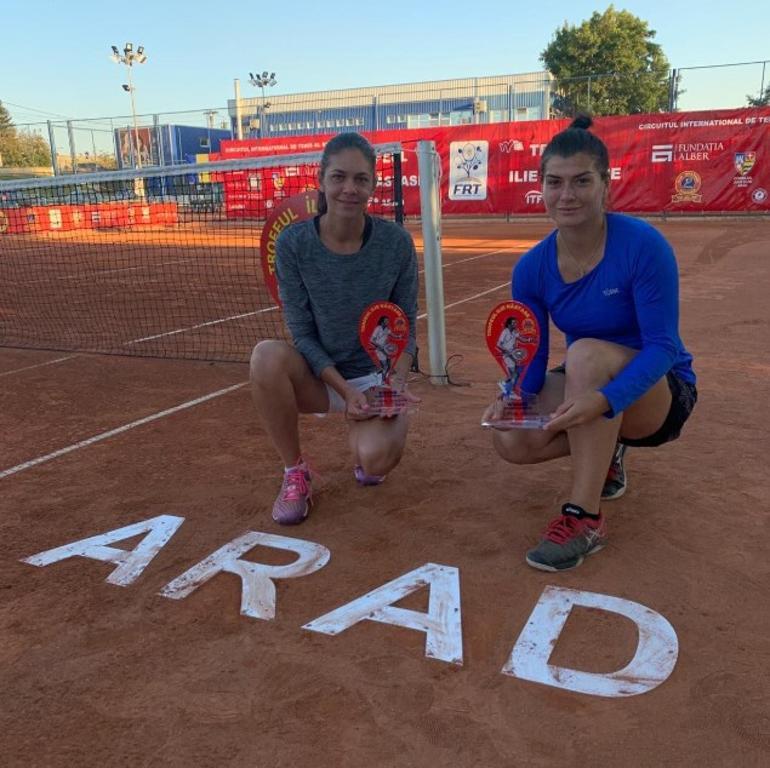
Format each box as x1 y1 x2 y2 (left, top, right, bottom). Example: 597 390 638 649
558 219 606 278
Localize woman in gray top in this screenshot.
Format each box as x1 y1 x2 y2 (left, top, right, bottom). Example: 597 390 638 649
249 133 419 525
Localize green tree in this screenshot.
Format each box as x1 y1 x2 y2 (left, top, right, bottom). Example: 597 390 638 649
0 100 51 167
541 6 672 116
747 84 770 107
0 100 14 135
15 131 52 166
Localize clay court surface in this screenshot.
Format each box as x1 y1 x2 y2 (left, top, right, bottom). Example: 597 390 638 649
1 216 769 767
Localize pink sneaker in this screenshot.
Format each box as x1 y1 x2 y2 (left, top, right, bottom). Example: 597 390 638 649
353 464 386 486
272 463 312 525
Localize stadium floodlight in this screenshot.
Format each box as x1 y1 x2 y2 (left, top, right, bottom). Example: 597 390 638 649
248 70 278 138
110 42 148 169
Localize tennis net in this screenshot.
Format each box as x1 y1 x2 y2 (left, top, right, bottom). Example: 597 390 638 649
0 142 404 362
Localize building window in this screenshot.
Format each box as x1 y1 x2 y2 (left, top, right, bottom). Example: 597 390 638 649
449 110 474 126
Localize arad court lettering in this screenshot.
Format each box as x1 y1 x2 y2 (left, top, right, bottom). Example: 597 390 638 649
22 515 679 699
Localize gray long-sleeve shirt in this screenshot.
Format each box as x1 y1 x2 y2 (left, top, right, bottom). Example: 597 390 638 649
275 216 419 379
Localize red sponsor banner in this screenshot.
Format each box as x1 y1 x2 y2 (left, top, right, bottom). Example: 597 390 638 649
220 107 770 215
0 202 178 234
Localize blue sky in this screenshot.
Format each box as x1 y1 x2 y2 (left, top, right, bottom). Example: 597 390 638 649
2 0 768 127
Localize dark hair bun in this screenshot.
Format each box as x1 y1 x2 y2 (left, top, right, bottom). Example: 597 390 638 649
569 114 593 130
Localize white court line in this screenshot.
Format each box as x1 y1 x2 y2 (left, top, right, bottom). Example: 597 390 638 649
131 248 506 344
63 259 191 279
3 281 509 480
418 248 507 275
417 282 510 320
0 382 247 481
126 306 279 345
23 260 192 285
0 355 77 378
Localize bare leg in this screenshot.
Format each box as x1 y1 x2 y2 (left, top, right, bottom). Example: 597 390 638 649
562 345 622 514
249 340 330 466
348 411 410 477
491 339 673 514
561 339 672 514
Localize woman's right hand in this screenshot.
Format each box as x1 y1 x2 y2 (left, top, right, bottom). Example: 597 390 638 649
344 387 374 421
481 397 505 426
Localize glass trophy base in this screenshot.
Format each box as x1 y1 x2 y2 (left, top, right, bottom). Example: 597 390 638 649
366 386 416 417
481 393 550 430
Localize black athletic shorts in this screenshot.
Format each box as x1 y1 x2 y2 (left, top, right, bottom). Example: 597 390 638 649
549 364 697 448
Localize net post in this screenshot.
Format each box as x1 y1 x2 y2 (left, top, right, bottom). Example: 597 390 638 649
416 140 447 385
393 151 404 226
47 120 60 176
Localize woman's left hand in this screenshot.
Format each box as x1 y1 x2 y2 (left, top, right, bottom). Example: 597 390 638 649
544 390 609 432
378 384 420 420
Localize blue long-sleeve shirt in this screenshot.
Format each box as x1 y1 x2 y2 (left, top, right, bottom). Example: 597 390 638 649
512 213 695 417
275 216 418 379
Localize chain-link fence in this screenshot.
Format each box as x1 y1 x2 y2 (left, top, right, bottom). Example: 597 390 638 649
5 61 768 177
5 107 233 177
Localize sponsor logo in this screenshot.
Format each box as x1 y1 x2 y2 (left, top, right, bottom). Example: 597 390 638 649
652 142 725 163
510 167 621 184
734 152 756 176
602 288 620 297
733 151 757 188
651 144 674 163
499 139 525 153
510 170 539 184
751 187 768 204
524 190 543 205
449 141 489 201
671 171 703 203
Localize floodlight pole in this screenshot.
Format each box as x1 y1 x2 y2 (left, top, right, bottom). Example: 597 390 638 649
111 43 147 168
248 71 277 139
126 65 141 168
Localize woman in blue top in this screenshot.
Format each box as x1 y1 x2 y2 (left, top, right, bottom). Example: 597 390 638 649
485 115 697 572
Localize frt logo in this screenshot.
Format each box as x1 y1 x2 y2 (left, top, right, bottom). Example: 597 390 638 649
451 183 483 196
448 140 489 201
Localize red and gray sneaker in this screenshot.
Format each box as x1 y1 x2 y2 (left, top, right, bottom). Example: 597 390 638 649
601 443 628 501
272 462 312 525
525 504 608 572
353 464 386 486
